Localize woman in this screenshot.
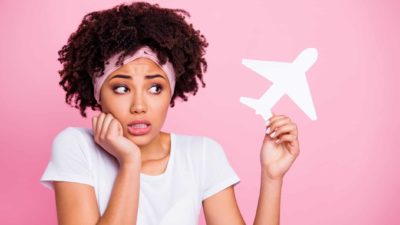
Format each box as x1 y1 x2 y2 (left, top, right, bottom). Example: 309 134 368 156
40 2 300 225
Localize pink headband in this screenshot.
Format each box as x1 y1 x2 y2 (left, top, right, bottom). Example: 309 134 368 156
92 46 176 103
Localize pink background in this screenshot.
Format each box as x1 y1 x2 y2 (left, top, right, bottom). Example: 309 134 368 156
1 0 399 224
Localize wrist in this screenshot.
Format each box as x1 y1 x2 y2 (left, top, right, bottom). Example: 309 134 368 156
261 169 284 183
119 161 141 172
119 154 141 169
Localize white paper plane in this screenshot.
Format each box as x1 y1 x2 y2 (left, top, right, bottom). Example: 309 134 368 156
240 48 318 122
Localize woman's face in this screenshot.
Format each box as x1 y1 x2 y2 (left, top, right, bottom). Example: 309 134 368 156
99 57 172 147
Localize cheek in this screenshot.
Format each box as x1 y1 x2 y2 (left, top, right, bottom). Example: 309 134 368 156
101 98 129 119
149 98 170 118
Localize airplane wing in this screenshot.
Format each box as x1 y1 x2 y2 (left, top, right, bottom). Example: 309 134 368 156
242 59 290 84
284 71 318 120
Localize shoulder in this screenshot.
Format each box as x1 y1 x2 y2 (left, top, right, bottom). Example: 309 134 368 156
53 126 93 144
172 132 221 148
172 132 226 158
58 126 93 137
175 133 240 201
51 127 96 157
172 132 203 147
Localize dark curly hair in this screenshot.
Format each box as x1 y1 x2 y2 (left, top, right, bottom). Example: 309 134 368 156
58 1 209 117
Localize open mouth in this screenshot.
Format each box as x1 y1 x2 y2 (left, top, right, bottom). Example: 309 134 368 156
127 120 151 136
130 123 149 129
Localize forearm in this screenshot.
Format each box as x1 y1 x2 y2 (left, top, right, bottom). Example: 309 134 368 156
253 170 283 225
97 162 141 225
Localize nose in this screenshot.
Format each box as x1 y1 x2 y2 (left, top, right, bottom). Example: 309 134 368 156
130 91 147 114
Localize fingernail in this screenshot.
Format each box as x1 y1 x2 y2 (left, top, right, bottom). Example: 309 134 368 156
266 127 270 134
265 120 270 126
270 131 276 138
275 139 280 143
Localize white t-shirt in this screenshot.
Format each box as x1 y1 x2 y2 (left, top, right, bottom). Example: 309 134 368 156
40 127 240 225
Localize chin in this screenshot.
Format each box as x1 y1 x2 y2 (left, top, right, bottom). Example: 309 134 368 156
127 132 157 147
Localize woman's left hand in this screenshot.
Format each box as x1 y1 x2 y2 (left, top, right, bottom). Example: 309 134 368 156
260 112 300 180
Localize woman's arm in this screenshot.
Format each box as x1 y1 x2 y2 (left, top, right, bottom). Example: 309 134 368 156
97 162 141 225
204 113 299 225
201 173 282 225
54 161 141 225
202 185 245 225
54 113 143 225
255 113 300 225
92 113 142 224
253 172 283 225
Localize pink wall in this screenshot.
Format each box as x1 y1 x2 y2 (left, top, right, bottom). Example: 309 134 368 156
1 0 399 224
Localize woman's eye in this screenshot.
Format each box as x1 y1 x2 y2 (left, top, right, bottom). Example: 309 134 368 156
113 86 129 94
149 84 163 94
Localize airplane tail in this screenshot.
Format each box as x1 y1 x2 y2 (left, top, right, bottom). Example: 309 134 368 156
240 97 273 121
240 97 261 114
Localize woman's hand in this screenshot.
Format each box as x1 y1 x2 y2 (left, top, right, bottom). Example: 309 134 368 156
92 112 141 166
260 112 300 180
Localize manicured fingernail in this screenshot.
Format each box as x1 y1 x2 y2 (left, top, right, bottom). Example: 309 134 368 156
270 131 276 138
275 139 280 143
266 127 270 134
265 120 270 126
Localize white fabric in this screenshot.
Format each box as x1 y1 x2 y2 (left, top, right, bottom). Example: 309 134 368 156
40 127 240 225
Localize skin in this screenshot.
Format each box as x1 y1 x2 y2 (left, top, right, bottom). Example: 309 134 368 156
53 57 300 225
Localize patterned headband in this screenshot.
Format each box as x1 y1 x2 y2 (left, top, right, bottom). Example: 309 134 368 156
92 46 176 103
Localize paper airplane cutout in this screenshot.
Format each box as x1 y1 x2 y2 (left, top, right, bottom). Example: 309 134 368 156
240 48 318 122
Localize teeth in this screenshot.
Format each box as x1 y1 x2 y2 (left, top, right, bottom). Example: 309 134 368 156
131 123 148 129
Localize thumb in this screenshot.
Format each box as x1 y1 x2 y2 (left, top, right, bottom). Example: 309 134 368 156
263 126 273 144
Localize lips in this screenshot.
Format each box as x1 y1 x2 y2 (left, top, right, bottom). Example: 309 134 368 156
127 119 151 136
128 119 151 127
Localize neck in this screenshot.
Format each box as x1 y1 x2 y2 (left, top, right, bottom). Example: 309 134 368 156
139 131 171 162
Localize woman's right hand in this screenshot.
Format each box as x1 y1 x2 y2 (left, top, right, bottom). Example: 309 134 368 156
92 112 141 166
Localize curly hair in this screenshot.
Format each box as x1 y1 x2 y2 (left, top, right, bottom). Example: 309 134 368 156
58 1 209 117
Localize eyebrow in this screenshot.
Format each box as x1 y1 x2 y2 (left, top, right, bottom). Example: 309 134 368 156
109 74 166 81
